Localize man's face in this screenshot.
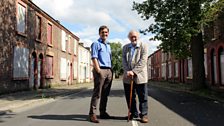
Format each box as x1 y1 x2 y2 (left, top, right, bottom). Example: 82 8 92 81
99 28 109 41
129 32 139 46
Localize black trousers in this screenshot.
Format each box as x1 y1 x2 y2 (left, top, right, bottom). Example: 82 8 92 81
89 68 113 115
123 82 148 116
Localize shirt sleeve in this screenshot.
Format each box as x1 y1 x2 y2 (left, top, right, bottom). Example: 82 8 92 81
91 42 99 59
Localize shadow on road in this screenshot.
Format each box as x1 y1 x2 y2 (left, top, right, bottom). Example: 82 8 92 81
0 111 16 123
28 114 88 121
28 114 127 121
148 85 224 126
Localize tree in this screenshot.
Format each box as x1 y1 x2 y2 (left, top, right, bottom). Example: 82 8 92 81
110 42 123 78
132 0 224 90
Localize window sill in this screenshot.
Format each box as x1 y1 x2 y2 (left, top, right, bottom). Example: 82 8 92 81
48 44 53 47
46 76 54 79
186 77 192 79
13 77 29 80
17 31 27 38
35 39 42 43
61 50 66 52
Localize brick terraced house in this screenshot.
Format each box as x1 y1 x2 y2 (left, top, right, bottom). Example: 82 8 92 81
148 11 224 91
0 0 92 94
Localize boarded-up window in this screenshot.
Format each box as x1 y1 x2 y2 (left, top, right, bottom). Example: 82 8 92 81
47 23 52 45
46 56 53 78
13 47 29 78
73 61 77 79
61 30 66 51
67 35 71 53
17 3 26 33
86 52 90 79
204 53 208 78
174 62 178 77
213 52 218 83
220 49 224 85
168 62 172 78
60 58 67 80
162 63 166 78
74 39 77 55
36 15 41 40
67 60 70 80
187 58 192 77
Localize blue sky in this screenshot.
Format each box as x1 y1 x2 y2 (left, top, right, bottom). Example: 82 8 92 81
32 0 161 54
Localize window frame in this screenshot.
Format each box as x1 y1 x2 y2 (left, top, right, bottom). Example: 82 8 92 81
74 39 77 55
60 58 67 80
16 0 27 36
12 45 29 80
35 13 42 42
187 58 193 78
45 55 54 78
61 30 66 52
47 22 53 47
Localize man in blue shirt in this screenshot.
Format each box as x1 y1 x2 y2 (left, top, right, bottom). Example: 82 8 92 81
89 25 113 123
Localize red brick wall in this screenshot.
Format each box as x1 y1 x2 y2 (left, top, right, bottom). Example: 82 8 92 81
0 0 80 94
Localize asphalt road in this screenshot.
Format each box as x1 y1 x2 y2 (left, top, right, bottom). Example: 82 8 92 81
0 80 224 126
148 85 224 126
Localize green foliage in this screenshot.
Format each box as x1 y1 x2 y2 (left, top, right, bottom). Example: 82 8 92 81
201 0 224 25
132 0 223 59
110 42 123 78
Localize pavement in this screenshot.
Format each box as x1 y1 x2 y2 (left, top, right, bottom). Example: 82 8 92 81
148 80 224 103
0 82 94 115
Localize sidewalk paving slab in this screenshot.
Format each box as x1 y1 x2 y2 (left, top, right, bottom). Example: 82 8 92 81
0 83 93 115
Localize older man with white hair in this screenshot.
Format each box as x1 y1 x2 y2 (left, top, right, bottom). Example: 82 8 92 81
122 30 149 123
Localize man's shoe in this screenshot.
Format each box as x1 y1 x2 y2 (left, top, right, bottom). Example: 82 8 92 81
89 114 99 123
126 113 138 120
100 112 112 119
140 116 148 123
132 114 139 118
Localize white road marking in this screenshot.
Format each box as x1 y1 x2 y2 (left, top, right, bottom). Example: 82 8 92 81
132 120 138 126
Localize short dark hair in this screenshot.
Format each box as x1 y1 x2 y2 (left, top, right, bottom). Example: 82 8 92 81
99 25 109 34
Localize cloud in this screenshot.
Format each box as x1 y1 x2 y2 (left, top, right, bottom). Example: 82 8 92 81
32 0 159 55
33 0 152 32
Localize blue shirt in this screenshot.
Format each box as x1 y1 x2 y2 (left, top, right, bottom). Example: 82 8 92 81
128 43 140 60
91 38 112 68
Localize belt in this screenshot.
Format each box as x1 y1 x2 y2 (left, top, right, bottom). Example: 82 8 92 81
100 67 111 69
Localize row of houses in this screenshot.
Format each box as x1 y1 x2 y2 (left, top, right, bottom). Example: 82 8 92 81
148 11 224 91
0 0 93 94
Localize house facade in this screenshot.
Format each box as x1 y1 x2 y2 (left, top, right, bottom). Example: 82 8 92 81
148 12 224 91
78 43 92 83
204 12 224 90
0 0 92 94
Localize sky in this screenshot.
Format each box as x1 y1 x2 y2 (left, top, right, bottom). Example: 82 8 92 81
32 0 161 55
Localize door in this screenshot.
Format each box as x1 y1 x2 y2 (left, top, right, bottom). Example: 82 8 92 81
29 56 35 88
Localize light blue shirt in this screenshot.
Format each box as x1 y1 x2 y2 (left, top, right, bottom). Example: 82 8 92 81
128 43 140 60
91 38 112 68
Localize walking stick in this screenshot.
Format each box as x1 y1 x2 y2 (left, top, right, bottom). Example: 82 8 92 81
127 76 134 122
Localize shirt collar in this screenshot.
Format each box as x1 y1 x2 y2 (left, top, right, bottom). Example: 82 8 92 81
98 38 109 44
128 42 140 48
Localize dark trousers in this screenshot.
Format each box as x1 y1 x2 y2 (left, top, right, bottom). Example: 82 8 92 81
89 68 113 115
123 82 148 116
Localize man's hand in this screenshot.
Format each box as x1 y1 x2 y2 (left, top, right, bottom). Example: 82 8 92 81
127 71 134 78
96 69 101 74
